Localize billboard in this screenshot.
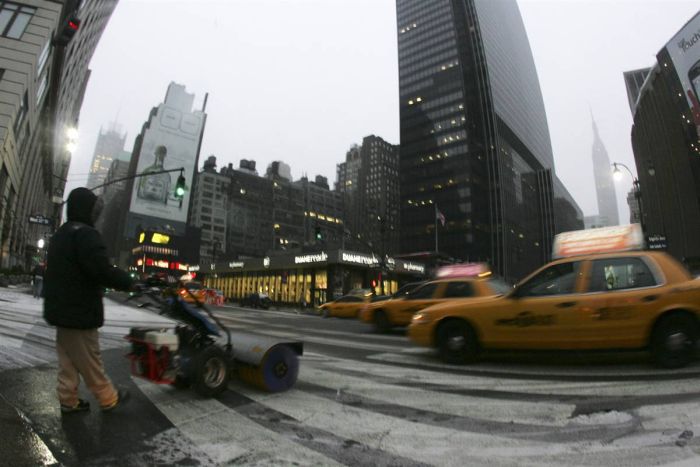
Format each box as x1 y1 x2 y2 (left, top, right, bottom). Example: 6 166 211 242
129 94 205 224
665 11 700 130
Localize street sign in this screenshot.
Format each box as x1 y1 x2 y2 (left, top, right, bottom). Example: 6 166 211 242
28 215 52 226
647 234 668 250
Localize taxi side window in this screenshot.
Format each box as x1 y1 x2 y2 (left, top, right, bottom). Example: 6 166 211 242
443 282 475 298
405 283 438 300
514 262 580 297
588 257 657 292
338 296 363 303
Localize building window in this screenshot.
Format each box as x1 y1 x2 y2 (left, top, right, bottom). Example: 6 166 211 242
36 40 50 74
0 3 36 39
36 72 48 104
13 90 27 135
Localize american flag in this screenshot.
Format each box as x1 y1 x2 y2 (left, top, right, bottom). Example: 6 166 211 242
436 209 446 227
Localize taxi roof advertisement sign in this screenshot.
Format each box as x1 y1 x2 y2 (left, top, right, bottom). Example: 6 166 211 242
664 11 700 130
552 224 644 259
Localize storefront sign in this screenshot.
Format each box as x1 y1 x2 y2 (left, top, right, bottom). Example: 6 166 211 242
385 257 396 270
229 261 245 268
341 252 379 266
401 262 425 274
188 265 200 272
263 257 270 268
295 252 328 264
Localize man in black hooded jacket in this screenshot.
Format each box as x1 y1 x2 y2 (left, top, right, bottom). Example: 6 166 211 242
44 187 133 413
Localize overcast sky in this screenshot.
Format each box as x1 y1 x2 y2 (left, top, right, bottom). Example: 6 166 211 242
66 0 700 222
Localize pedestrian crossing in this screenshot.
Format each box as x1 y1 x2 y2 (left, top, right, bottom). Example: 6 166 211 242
132 350 700 466
2 294 700 465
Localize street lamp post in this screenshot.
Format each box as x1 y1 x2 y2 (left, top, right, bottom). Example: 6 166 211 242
612 162 645 234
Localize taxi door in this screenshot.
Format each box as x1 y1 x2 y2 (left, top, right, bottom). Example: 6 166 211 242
488 260 586 349
392 282 446 325
577 256 664 348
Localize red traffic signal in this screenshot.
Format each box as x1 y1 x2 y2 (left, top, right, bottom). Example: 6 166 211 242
54 15 81 46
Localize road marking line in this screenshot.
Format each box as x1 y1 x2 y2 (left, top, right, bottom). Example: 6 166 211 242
297 363 575 427
135 379 346 466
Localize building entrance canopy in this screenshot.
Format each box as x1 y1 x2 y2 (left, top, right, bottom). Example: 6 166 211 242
203 249 426 276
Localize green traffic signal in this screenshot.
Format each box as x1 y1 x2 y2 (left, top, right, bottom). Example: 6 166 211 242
175 174 186 198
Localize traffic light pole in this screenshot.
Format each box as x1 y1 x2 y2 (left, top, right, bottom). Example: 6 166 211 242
89 167 185 193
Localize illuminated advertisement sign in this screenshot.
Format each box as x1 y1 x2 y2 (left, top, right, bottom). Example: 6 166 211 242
129 83 205 224
552 224 643 259
341 252 379 266
295 252 328 264
665 11 700 131
401 262 425 274
436 263 488 279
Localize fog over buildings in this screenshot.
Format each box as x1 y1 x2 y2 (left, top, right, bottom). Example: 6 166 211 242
65 0 700 226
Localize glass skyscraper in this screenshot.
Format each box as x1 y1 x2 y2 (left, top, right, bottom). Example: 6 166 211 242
397 0 582 281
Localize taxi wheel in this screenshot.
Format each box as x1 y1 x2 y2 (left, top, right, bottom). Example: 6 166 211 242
322 308 330 318
374 310 391 333
437 320 478 364
651 314 698 369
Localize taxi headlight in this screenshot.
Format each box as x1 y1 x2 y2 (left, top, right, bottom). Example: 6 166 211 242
412 312 431 324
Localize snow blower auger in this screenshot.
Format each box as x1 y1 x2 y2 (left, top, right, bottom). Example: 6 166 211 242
125 285 303 397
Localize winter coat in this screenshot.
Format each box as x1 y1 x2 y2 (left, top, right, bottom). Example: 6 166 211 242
44 188 132 329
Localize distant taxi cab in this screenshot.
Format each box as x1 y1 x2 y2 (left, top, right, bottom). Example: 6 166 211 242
179 281 207 304
408 225 700 368
319 291 387 318
359 264 511 332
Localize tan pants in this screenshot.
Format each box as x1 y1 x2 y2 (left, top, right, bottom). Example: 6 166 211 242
56 328 118 407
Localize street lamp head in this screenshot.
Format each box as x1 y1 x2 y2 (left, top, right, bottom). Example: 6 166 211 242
66 127 79 141
612 163 623 182
37 238 45 249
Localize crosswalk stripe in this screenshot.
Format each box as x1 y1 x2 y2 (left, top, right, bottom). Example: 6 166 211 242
296 364 576 428
136 378 406 466
216 313 408 343
367 351 700 385
229 325 407 352
226 380 579 465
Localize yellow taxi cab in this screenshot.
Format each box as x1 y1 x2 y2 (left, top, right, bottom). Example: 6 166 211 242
178 281 207 304
408 225 700 368
358 265 512 332
319 290 388 318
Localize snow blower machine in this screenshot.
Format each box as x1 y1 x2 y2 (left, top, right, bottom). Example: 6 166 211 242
125 286 303 397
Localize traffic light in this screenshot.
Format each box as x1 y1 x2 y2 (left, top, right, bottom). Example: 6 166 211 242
175 173 186 199
314 226 322 241
54 15 80 46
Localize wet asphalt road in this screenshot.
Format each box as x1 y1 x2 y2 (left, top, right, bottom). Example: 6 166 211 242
1 290 700 466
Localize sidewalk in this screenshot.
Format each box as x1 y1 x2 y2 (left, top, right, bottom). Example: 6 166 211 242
0 393 58 466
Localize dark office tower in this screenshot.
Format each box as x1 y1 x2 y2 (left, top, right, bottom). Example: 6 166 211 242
623 68 652 115
591 116 619 226
630 10 700 272
396 0 581 281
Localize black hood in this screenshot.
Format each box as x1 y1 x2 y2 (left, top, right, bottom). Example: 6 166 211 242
66 187 97 226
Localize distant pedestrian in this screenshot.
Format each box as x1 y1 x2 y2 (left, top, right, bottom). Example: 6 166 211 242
32 262 45 298
43 188 134 414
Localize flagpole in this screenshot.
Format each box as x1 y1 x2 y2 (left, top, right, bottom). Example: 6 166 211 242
435 202 438 253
